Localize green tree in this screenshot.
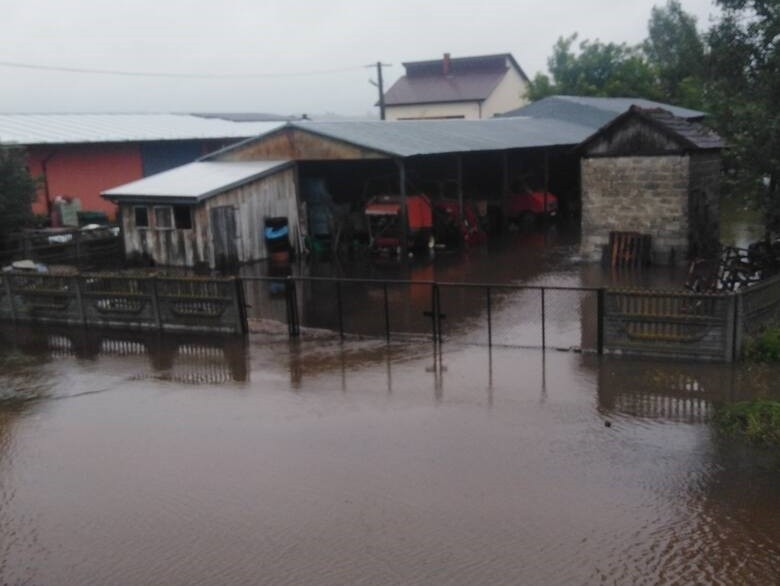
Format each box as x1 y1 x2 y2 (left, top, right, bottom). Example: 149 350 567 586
705 0 780 227
527 34 658 100
0 148 38 246
644 0 706 108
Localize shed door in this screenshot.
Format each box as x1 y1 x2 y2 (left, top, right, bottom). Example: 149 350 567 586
211 206 239 270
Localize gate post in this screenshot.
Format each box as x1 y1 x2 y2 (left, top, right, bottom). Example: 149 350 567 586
285 277 299 337
597 288 605 355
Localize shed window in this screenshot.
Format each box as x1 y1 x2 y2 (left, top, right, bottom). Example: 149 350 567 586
154 206 174 229
134 206 149 228
173 205 193 230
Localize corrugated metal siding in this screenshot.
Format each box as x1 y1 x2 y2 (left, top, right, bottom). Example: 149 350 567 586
140 140 205 176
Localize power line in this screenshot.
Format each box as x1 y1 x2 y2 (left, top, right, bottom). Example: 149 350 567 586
0 59 365 79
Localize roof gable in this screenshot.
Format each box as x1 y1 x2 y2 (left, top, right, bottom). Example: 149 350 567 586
579 106 724 156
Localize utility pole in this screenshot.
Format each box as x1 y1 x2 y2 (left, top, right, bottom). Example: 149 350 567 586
367 62 391 120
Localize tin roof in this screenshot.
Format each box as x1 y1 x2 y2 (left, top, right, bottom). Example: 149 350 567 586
384 53 527 106
210 117 595 160
500 95 706 128
102 160 292 203
0 114 282 146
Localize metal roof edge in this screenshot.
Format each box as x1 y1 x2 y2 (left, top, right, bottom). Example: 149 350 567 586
101 160 294 203
284 122 398 158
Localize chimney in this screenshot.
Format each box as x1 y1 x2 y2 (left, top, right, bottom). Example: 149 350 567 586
442 53 451 76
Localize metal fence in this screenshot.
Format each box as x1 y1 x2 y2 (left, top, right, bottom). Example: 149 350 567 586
241 276 604 353
0 272 246 334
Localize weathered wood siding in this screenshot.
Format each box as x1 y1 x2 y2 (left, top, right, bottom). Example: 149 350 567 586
120 167 299 268
582 117 683 156
213 128 387 161
203 167 299 267
688 152 721 257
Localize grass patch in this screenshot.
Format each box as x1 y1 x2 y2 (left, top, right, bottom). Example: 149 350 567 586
715 401 780 445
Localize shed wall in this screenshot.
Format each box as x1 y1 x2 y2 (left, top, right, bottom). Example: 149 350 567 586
581 155 690 262
688 152 721 257
120 167 299 268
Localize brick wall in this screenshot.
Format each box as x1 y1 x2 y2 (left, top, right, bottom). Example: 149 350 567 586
580 155 690 263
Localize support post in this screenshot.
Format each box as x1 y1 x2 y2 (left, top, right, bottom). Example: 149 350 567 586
456 155 464 220
501 151 510 232
396 159 408 254
232 277 248 335
285 277 299 337
383 282 391 343
73 275 88 327
486 286 492 348
336 280 344 340
543 149 549 216
597 288 605 355
540 288 546 350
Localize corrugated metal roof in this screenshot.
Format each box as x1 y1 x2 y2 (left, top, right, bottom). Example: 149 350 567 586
0 114 282 146
500 95 706 128
102 160 291 203
218 117 595 159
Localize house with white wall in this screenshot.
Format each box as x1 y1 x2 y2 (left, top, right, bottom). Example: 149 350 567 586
383 53 529 120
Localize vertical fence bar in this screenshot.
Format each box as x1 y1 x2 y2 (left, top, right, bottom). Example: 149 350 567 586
73 275 88 327
597 288 605 355
434 283 443 345
486 286 492 348
3 274 17 322
149 277 163 331
233 277 248 335
383 282 390 343
285 277 299 337
336 280 344 340
540 287 546 350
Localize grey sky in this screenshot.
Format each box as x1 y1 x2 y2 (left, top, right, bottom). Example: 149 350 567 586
0 0 719 117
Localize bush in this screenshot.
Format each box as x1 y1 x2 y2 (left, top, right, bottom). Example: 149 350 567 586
744 327 780 361
715 401 780 445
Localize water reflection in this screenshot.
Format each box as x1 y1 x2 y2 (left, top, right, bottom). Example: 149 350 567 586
0 325 249 387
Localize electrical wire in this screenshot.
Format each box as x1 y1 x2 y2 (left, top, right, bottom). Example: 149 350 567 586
0 59 365 79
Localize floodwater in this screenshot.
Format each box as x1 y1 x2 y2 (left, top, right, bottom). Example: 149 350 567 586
2 212 779 585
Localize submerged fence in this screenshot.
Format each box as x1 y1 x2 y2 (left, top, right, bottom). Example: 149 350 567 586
3 270 780 361
0 272 246 334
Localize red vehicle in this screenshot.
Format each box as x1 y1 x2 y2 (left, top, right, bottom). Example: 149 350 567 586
433 200 487 248
507 191 558 221
365 194 434 253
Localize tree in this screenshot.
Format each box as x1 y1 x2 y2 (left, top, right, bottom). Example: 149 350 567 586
0 148 38 246
705 0 780 227
527 34 658 101
644 0 706 108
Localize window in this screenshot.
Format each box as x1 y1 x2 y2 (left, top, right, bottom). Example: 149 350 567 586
134 206 149 228
154 206 173 229
173 205 193 230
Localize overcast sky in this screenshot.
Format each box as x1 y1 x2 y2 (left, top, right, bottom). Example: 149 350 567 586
0 0 720 117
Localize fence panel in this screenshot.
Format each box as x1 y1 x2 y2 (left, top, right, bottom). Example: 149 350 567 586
603 289 734 361
738 273 780 337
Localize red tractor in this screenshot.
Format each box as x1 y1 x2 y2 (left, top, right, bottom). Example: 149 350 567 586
507 190 558 223
365 194 434 254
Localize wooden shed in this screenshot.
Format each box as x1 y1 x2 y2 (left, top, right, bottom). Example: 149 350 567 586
579 106 723 264
102 160 299 269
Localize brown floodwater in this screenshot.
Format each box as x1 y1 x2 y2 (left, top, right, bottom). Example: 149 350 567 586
2 214 779 585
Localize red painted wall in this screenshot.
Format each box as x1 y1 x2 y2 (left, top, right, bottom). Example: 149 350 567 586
27 143 144 220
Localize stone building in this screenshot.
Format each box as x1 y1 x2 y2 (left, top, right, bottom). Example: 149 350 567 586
579 106 723 264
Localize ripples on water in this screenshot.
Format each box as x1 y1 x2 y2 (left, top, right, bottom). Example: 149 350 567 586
0 325 778 585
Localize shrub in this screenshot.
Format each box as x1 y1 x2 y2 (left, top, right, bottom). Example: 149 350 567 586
715 401 780 445
744 328 780 362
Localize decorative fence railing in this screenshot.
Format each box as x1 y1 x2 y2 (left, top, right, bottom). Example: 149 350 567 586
0 273 246 335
